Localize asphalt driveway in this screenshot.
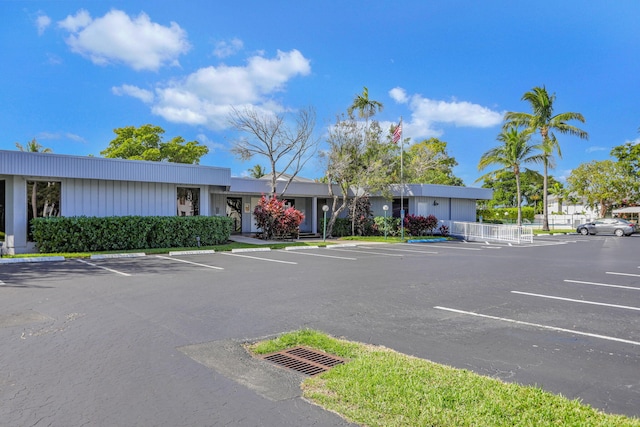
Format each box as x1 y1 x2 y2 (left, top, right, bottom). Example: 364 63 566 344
1 235 639 425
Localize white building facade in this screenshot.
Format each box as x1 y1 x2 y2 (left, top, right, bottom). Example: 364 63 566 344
0 150 492 254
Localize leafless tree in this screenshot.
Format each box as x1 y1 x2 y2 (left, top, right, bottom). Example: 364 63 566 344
229 106 318 196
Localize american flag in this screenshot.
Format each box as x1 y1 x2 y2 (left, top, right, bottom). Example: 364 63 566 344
392 121 402 144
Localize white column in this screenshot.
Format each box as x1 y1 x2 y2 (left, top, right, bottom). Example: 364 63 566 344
4 176 28 254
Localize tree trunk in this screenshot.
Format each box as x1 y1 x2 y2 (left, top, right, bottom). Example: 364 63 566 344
542 160 549 231
31 182 38 219
516 174 522 226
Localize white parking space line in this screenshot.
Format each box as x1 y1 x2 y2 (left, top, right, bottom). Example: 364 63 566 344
511 291 640 312
410 243 481 251
76 259 131 277
434 306 640 347
0 279 6 285
284 251 357 260
360 246 438 255
326 248 403 257
606 271 640 278
155 255 224 270
221 252 297 264
564 279 640 291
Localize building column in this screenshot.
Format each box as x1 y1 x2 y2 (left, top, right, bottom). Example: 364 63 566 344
312 197 318 234
4 176 28 255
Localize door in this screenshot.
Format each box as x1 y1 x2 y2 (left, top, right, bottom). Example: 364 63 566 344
226 197 242 233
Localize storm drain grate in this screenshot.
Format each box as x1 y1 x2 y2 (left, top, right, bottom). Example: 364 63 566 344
261 346 345 376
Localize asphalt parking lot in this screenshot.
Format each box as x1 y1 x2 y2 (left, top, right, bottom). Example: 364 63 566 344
1 234 639 425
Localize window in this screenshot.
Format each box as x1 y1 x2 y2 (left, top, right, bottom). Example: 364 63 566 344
177 187 200 216
26 180 61 239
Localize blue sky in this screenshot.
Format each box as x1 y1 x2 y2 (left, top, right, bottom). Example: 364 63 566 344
2 1 639 185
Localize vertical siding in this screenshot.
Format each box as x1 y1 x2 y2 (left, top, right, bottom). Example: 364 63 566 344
63 178 177 217
451 199 477 222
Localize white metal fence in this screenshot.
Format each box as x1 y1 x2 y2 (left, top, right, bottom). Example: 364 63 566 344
441 220 533 244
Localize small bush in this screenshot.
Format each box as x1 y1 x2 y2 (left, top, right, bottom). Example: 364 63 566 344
404 214 438 236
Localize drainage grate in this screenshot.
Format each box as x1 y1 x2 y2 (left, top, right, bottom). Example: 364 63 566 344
261 346 345 376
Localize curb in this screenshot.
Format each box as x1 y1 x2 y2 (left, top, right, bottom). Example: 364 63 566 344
168 250 216 256
90 253 146 259
407 238 448 243
231 248 271 253
0 256 66 264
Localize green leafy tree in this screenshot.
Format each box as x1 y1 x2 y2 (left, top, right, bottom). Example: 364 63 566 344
504 86 588 230
611 141 640 175
404 138 463 185
321 115 396 237
567 160 637 217
101 124 209 164
477 127 543 225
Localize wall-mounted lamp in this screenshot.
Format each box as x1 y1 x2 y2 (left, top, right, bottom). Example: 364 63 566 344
433 200 439 206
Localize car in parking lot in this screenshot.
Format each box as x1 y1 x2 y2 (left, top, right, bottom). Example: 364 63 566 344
576 218 636 236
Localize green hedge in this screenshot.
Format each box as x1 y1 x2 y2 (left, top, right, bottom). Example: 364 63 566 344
477 207 534 223
31 216 233 253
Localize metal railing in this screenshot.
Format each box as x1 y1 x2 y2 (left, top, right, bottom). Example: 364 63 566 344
441 220 533 244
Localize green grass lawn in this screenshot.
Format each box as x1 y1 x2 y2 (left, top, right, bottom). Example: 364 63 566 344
250 330 640 427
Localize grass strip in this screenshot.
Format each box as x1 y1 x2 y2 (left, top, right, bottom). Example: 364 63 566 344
250 330 640 427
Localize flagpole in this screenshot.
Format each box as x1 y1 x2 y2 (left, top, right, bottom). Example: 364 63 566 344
399 117 404 241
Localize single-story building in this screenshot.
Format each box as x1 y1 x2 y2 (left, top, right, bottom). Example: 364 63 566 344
0 150 492 254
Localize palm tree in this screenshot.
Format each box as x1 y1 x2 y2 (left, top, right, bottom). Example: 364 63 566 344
248 164 265 179
477 126 543 225
347 86 383 131
16 139 52 219
347 86 383 235
504 86 588 231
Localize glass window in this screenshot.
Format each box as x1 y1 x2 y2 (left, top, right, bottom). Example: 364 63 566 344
27 180 61 240
177 187 200 216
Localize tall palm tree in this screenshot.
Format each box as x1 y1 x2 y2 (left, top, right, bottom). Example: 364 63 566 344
347 87 383 235
16 139 52 219
504 86 588 230
347 86 383 131
477 126 543 225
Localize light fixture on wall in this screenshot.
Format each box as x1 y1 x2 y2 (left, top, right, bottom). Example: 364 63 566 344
433 200 439 206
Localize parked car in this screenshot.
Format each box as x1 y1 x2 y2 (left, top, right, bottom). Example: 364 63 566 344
576 218 636 236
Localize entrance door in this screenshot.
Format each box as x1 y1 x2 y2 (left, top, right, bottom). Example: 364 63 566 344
226 197 242 233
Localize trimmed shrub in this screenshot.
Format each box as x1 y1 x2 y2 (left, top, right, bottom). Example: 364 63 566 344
31 215 233 253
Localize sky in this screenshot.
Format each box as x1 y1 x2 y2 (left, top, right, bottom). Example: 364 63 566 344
2 1 639 186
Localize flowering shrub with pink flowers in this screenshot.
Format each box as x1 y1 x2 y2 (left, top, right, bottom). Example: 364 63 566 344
253 195 305 240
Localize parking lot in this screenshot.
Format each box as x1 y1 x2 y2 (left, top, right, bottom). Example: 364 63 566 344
1 235 639 425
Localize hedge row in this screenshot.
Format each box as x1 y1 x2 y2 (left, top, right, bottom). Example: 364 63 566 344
31 216 233 253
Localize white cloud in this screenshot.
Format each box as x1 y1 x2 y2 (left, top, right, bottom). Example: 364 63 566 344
120 49 311 129
389 87 408 104
37 132 86 143
196 133 226 152
58 9 92 32
36 14 51 35
213 38 243 58
58 9 190 71
391 88 504 139
112 84 154 103
585 146 607 153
